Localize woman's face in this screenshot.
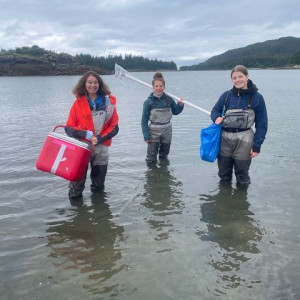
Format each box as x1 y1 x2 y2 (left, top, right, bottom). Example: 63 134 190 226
153 80 165 96
85 75 99 98
231 71 248 90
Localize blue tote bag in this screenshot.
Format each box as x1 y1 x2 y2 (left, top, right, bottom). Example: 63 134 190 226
200 123 222 163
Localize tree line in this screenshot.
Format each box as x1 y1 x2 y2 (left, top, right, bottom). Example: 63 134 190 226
75 53 177 71
0 45 178 71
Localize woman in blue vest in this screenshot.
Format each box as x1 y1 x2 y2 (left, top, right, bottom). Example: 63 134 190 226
141 72 184 164
211 65 268 185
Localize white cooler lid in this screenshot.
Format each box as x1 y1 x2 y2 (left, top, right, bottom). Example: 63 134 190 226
49 132 92 150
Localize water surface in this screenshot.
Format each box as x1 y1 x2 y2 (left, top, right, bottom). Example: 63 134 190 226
0 70 299 299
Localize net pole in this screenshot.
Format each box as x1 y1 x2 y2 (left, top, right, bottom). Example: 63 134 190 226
115 64 211 116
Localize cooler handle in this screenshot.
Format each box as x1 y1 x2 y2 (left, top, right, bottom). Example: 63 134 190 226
53 125 66 132
52 125 94 150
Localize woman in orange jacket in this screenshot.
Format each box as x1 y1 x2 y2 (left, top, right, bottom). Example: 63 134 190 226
65 71 119 199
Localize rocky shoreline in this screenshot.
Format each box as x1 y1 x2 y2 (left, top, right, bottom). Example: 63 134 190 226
0 55 111 76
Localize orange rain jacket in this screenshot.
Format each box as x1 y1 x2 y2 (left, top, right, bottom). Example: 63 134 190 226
66 94 119 146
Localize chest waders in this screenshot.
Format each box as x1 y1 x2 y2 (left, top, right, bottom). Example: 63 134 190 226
218 93 255 185
69 97 114 198
147 98 173 163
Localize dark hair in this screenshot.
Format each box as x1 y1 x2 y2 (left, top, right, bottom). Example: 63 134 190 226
72 71 111 97
152 72 165 87
231 65 248 78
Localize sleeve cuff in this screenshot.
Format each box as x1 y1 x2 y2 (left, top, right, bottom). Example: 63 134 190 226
252 145 261 153
97 135 104 144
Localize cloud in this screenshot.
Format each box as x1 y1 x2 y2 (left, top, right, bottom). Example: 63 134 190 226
1 0 300 67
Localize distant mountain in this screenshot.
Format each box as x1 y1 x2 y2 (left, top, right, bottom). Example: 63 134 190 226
180 36 300 70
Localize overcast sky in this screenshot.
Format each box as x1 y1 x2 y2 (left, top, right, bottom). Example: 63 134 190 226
1 0 299 67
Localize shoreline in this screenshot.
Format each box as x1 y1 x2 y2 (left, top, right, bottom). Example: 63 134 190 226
1 66 299 77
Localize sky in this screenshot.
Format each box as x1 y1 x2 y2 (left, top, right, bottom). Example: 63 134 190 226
1 0 300 67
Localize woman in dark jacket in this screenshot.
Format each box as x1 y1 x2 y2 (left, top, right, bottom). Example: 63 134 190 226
211 65 268 185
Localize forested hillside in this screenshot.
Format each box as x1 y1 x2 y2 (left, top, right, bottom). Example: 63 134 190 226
180 36 300 70
0 45 177 76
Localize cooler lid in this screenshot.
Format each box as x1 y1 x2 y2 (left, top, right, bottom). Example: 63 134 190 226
49 132 92 150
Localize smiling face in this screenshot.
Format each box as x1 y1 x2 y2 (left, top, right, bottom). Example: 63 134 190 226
153 80 165 96
85 75 99 99
231 71 249 90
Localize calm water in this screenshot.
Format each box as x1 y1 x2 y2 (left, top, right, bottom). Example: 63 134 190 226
0 70 299 300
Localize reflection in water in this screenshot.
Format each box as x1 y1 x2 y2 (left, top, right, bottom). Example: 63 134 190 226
142 159 184 241
46 192 124 296
198 182 264 292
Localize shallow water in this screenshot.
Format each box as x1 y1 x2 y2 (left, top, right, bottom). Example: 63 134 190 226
0 70 299 299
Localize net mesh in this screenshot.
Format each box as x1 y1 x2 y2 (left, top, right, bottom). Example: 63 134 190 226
115 64 131 79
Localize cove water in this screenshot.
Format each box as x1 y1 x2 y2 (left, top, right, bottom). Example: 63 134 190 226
0 70 299 299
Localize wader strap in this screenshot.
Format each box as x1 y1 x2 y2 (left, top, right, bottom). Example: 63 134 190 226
164 97 171 107
247 95 253 108
224 92 253 112
224 91 231 114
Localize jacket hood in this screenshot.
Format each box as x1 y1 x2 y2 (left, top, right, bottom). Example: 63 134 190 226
231 79 258 96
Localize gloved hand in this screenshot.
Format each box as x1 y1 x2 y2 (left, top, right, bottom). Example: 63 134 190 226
85 130 93 140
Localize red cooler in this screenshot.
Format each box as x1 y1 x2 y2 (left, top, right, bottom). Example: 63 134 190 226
36 125 92 181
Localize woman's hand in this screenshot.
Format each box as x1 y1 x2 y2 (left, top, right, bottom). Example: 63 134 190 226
178 97 184 106
91 135 98 146
215 117 223 125
145 140 151 144
250 149 259 158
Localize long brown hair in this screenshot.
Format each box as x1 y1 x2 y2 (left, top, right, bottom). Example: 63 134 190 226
72 71 111 97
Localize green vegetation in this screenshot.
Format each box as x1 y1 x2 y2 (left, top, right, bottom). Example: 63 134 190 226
180 36 300 70
290 50 300 65
75 53 177 71
0 45 177 73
